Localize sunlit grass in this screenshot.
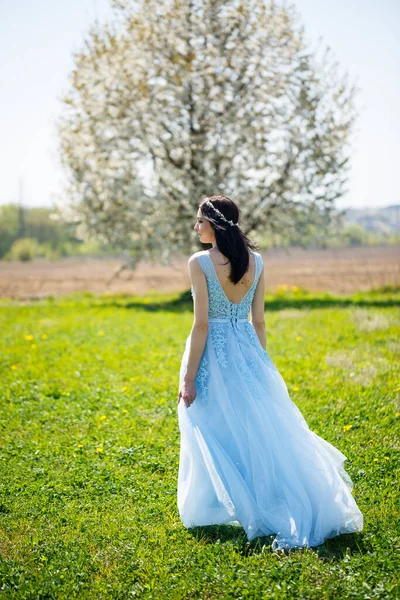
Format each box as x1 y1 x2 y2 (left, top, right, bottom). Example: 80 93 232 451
0 288 399 599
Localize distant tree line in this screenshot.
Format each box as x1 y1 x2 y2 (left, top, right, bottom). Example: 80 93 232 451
0 204 108 261
0 203 398 262
259 217 400 249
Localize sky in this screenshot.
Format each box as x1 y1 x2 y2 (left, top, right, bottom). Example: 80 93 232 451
0 0 399 211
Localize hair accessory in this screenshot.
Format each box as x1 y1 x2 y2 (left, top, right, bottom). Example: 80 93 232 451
203 199 239 227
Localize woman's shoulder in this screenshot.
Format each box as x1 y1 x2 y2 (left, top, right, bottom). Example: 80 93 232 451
251 250 264 270
188 250 207 262
188 251 209 271
248 249 261 260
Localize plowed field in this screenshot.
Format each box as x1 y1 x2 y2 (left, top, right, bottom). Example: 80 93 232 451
1 245 399 299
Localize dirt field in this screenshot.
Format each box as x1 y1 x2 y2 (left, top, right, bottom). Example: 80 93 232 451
1 245 399 300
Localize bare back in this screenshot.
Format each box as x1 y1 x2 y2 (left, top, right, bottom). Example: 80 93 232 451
207 250 256 305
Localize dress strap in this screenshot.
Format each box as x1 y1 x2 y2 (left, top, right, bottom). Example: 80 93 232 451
195 251 215 278
253 252 263 288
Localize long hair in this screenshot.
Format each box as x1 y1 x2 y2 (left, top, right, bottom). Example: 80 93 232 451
199 195 259 284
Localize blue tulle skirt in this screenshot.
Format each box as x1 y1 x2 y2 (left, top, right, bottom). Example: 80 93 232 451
177 320 363 551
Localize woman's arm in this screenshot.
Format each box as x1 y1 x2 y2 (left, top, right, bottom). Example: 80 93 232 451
250 261 266 350
178 255 209 407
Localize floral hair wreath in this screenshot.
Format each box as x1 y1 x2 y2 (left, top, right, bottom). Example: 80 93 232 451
203 199 239 227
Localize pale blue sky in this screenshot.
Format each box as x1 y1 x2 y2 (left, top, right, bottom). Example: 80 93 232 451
1 0 399 210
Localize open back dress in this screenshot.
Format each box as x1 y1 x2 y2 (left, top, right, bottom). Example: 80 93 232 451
177 250 363 551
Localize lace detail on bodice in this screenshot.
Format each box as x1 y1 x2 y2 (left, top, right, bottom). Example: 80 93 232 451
191 250 262 320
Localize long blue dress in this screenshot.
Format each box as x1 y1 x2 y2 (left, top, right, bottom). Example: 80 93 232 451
177 250 363 551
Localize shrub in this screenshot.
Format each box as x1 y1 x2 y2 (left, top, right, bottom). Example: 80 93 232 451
7 237 39 261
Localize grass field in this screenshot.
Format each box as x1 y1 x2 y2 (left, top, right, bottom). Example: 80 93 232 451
0 287 399 599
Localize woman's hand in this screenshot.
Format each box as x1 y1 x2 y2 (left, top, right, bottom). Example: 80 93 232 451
177 378 197 408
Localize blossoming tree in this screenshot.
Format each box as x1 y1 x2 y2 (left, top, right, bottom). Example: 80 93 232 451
56 0 357 268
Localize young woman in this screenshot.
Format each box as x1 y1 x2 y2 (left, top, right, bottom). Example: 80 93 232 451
177 195 363 552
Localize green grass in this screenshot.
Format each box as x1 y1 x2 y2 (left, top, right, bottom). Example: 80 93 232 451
0 287 399 599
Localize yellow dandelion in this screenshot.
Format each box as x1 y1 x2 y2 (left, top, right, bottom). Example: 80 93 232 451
130 376 138 381
41 334 47 339
296 336 302 341
31 344 37 349
384 456 389 460
150 369 154 374
99 415 107 421
343 425 353 432
24 335 33 340
292 386 299 392
373 458 379 462
96 447 103 453
394 387 400 392
122 409 128 414
10 365 17 370
121 386 128 392
97 331 104 336
77 444 83 448
292 286 299 292
368 439 374 444
280 284 288 290
396 412 400 418
277 284 287 294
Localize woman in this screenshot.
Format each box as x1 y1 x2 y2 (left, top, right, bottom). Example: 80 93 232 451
177 195 363 551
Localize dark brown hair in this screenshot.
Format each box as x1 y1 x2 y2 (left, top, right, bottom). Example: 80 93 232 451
199 195 259 284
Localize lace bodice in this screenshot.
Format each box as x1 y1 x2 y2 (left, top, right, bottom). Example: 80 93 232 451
190 250 263 320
